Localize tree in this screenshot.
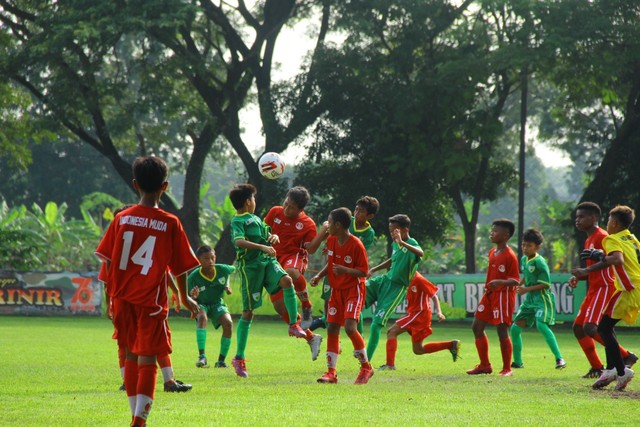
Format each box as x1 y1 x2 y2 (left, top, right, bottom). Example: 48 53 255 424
535 1 640 229
0 1 331 262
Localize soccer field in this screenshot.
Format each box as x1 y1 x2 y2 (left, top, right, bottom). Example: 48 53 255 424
2 316 639 426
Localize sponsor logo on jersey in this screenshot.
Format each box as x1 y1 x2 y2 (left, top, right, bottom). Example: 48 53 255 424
344 256 352 264
296 222 304 230
477 304 485 312
323 284 331 293
327 250 334 256
411 285 417 292
220 277 227 285
528 265 535 273
329 307 337 315
274 218 282 224
246 217 255 225
252 292 260 301
498 265 506 272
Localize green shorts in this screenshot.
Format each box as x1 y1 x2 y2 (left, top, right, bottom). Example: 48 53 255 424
237 257 287 311
366 275 407 327
321 278 332 302
199 303 229 329
513 293 556 327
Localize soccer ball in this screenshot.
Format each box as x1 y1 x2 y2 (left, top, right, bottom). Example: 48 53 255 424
258 152 285 179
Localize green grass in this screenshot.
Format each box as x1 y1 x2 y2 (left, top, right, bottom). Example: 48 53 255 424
1 316 639 426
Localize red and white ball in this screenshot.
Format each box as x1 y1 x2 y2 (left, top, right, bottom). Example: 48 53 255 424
258 152 285 179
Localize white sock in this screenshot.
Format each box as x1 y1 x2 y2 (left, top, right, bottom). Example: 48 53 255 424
161 366 173 383
120 367 125 380
134 394 153 419
353 348 369 364
128 396 136 416
327 351 338 370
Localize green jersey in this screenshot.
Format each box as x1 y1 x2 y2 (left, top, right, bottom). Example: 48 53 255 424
188 264 235 305
386 238 421 287
231 212 271 262
350 218 375 251
520 254 552 302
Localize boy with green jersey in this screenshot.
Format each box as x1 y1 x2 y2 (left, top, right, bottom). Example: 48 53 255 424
510 229 565 369
365 214 423 362
188 245 235 369
228 184 307 378
311 196 380 332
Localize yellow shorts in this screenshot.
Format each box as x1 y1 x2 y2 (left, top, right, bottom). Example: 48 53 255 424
605 289 640 325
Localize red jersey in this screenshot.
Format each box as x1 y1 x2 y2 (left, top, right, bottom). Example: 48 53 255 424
264 206 317 262
95 204 199 309
406 272 439 316
485 246 520 292
326 234 369 290
584 226 615 289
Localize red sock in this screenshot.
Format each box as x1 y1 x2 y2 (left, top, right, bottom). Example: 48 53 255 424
499 337 512 371
619 344 630 359
118 347 126 369
294 275 312 310
423 341 451 354
157 353 171 369
124 359 138 397
304 328 314 342
475 335 490 366
346 329 365 349
137 362 157 399
386 338 398 366
327 332 340 354
578 336 603 369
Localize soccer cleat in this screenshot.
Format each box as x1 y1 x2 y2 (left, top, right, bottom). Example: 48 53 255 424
288 322 307 338
214 361 227 368
615 368 635 391
300 307 314 330
592 368 617 389
308 334 323 361
624 352 639 368
511 362 524 369
499 369 513 377
466 364 493 375
449 340 461 362
232 357 248 378
118 382 126 391
354 366 374 385
309 317 326 331
582 368 603 379
555 358 567 369
164 379 192 392
317 371 338 384
196 355 209 368
377 364 397 371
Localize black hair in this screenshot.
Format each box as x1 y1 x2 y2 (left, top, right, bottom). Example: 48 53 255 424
196 245 214 257
132 156 168 193
389 214 411 228
609 205 635 229
286 186 311 210
492 218 515 238
229 184 257 210
329 207 352 229
522 228 544 245
356 196 380 215
576 201 601 218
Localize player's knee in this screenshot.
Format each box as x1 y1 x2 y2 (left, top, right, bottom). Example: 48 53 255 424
583 323 598 337
279 275 293 288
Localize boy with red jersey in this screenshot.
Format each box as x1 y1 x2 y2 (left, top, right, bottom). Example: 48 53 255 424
265 186 328 329
576 205 640 390
310 207 373 384
378 272 460 370
570 202 637 378
467 219 520 377
96 156 200 427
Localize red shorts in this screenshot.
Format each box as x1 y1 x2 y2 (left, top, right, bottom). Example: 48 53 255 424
574 285 612 325
278 253 308 276
326 283 365 326
474 290 516 325
112 298 172 356
396 311 433 343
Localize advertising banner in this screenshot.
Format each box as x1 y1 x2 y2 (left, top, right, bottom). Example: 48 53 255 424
0 270 103 316
363 273 585 322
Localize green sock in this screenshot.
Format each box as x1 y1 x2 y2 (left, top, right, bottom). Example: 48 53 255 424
537 321 563 359
510 323 523 365
220 336 231 360
236 318 252 359
283 287 299 324
367 322 382 362
196 327 207 354
357 316 364 334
